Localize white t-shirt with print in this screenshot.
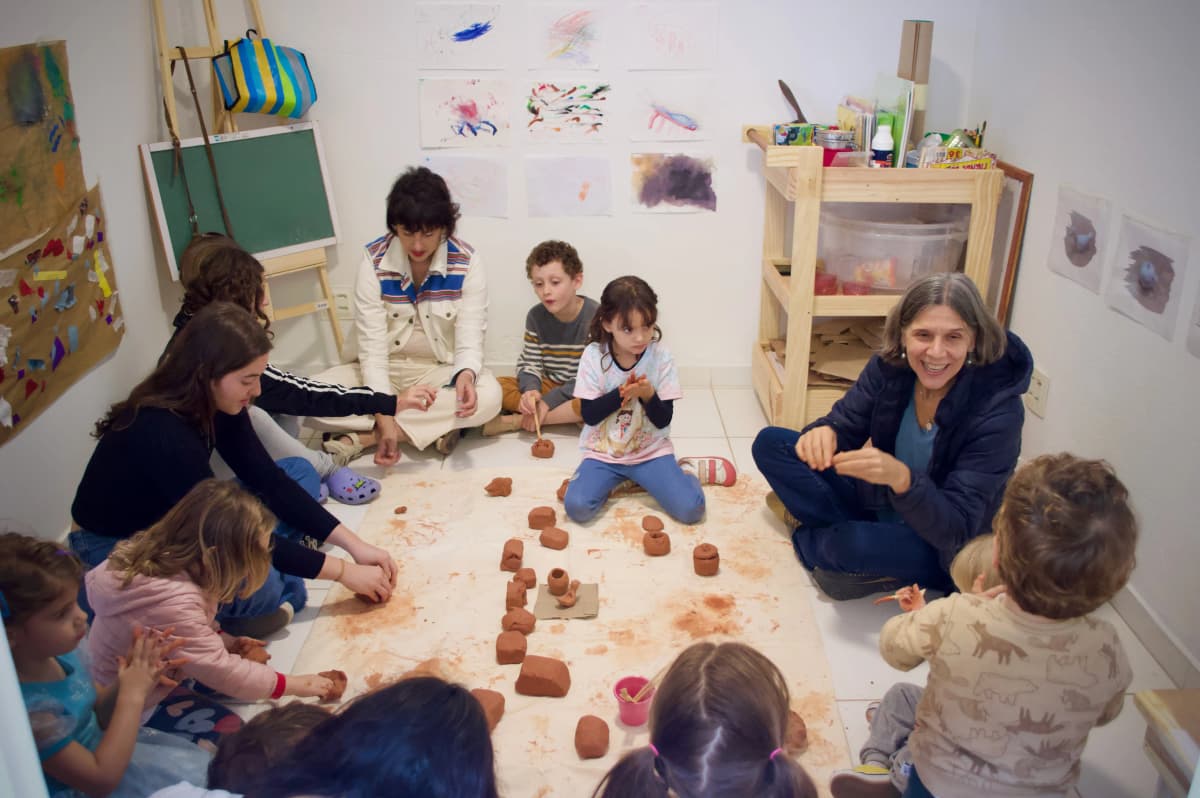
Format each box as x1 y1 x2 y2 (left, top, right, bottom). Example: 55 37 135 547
574 340 682 465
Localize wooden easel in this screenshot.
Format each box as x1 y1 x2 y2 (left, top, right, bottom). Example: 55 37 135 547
151 0 345 356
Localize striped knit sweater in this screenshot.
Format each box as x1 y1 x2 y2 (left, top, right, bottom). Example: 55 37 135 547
515 297 598 409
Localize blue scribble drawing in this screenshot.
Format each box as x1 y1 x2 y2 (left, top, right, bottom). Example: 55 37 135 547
453 21 493 42
648 103 699 132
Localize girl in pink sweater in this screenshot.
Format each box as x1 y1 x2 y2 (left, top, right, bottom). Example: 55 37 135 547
87 479 335 707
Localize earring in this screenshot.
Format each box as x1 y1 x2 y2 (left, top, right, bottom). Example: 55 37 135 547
900 346 906 358
966 352 976 366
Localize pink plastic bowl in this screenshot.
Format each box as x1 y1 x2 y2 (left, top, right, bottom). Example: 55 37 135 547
613 675 654 726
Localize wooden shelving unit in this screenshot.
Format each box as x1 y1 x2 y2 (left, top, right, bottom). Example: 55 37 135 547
743 125 1004 430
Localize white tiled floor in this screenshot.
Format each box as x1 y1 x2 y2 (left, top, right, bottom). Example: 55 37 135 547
279 386 1172 797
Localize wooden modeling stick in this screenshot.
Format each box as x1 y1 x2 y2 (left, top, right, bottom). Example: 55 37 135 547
873 584 925 608
618 665 665 703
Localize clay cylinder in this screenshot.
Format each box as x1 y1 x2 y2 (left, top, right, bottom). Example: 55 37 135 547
500 538 523 572
505 580 527 609
496 630 527 665
557 579 581 608
515 655 571 697
516 567 537 588
785 709 808 753
557 478 570 502
547 568 570 596
539 526 569 550
575 715 610 759
318 669 348 702
693 543 720 576
641 514 664 532
528 506 557 529
502 607 536 635
485 477 513 497
471 688 505 732
531 439 555 458
643 530 671 556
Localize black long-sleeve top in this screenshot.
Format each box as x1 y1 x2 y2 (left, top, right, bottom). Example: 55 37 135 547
168 310 396 419
71 406 337 578
580 389 674 428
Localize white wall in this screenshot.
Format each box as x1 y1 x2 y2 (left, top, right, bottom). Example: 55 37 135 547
969 0 1200 673
0 0 980 539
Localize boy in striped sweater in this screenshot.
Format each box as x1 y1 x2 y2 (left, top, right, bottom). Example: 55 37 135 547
487 240 598 436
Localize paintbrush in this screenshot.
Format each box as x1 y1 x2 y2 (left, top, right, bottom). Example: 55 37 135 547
778 79 807 123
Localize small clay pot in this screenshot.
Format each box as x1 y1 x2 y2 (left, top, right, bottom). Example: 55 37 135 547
643 530 671 556
575 715 610 759
641 514 664 532
496 631 527 665
500 538 523 572
531 439 555 458
471 688 505 732
785 709 808 753
505 580 527 609
693 543 720 576
516 567 536 588
485 477 513 497
557 579 582 608
556 478 570 502
539 526 569 550
547 568 570 596
528 506 557 529
501 608 536 635
319 669 348 702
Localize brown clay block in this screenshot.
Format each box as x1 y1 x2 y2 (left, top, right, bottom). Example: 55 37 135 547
785 709 808 753
516 567 536 588
515 655 571 697
319 669 348 702
539 526 569 550
485 477 513 497
547 568 570 596
556 478 570 502
505 580 528 609
393 505 407 515
693 543 720 576
502 607 536 634
531 439 555 458
496 630 527 664
642 514 664 532
557 579 581 608
528 506 557 529
643 529 671 556
500 538 523 572
575 714 610 759
471 688 505 732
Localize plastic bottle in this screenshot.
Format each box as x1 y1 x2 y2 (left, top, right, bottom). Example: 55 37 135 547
870 114 894 168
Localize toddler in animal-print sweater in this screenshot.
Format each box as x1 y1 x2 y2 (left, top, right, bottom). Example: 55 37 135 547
866 454 1136 798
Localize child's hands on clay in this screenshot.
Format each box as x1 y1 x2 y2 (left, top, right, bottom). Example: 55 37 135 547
286 673 335 699
619 375 654 403
340 562 393 603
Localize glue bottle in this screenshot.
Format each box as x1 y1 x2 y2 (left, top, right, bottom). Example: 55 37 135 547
870 114 894 168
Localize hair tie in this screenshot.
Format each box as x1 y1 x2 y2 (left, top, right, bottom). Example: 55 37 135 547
649 743 660 757
769 747 783 761
0 589 10 620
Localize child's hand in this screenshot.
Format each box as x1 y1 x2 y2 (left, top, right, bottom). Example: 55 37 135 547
518 390 543 416
286 673 335 699
620 376 654 403
971 574 1007 599
397 384 437 413
116 627 173 701
873 584 925 612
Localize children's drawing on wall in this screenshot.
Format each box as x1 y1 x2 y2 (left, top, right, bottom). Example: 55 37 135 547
1186 281 1200 359
630 153 716 213
528 4 603 69
628 77 708 142
0 185 123 446
419 78 510 148
421 154 508 218
525 156 611 217
526 82 609 140
628 3 718 70
415 3 504 70
1046 186 1111 294
1 42 86 245
1104 214 1191 341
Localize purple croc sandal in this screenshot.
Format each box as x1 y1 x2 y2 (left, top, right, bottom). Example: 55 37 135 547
325 466 380 506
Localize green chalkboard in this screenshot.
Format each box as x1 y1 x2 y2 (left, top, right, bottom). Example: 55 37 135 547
140 122 339 280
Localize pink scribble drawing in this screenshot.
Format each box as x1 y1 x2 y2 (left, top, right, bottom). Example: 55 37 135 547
547 10 597 65
448 96 499 137
651 24 689 57
648 103 698 133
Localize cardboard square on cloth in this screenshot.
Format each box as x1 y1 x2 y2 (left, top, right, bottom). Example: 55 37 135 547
531 583 599 620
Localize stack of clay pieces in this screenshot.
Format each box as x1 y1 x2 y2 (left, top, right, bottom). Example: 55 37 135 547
693 543 719 576
642 514 670 556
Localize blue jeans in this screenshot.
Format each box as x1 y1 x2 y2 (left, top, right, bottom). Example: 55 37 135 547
564 454 705 524
752 427 949 588
902 766 936 797
71 457 315 622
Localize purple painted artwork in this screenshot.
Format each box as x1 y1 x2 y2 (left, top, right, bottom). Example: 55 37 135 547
630 153 716 213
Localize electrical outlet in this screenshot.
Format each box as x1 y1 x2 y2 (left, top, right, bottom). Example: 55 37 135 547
332 291 352 316
1025 367 1049 418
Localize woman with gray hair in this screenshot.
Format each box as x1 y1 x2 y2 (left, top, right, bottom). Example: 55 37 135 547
752 273 1032 600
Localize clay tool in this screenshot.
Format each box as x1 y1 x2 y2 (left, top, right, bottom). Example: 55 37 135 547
778 79 807 123
873 585 925 605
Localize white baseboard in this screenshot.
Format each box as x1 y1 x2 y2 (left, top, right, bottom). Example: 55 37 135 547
1110 585 1200 689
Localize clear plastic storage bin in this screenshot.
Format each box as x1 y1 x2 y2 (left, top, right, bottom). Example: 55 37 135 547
817 204 968 294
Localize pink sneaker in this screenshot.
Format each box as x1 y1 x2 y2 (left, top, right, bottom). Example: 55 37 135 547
678 456 738 487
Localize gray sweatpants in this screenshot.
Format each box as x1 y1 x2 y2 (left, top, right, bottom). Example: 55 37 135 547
861 682 921 793
211 405 338 480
